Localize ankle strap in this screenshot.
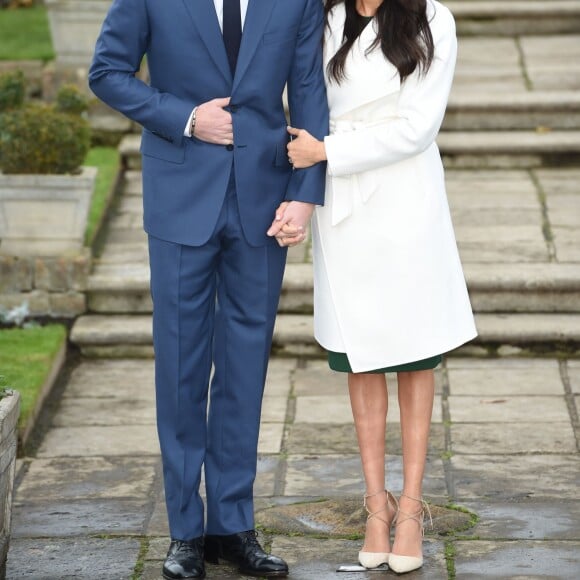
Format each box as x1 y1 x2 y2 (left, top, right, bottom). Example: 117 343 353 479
364 489 387 500
399 493 424 503
363 490 399 509
397 494 433 531
362 489 398 525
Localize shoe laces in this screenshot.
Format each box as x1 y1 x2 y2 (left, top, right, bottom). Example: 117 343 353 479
396 494 433 536
241 529 262 549
174 539 201 556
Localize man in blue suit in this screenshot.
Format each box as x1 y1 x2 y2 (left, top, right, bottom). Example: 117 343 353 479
89 1 328 578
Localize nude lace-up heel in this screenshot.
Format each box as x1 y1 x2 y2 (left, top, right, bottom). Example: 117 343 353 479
388 494 433 574
358 490 398 569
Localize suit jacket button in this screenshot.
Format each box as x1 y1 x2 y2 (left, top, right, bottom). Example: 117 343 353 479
226 144 234 151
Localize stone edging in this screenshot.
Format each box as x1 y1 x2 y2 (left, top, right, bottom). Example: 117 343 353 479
0 390 20 579
18 338 67 451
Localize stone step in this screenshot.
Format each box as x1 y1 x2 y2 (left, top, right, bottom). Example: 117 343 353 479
119 130 580 171
87 262 580 315
445 92 580 131
119 136 143 171
278 314 580 359
87 263 151 313
282 263 580 315
70 312 580 359
273 313 580 359
70 315 154 358
446 1 580 36
122 171 143 196
439 130 580 169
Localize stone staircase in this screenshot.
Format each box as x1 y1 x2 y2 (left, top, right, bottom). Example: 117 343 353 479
447 0 580 36
71 0 580 358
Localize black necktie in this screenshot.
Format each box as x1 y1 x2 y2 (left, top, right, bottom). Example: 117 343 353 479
223 0 242 74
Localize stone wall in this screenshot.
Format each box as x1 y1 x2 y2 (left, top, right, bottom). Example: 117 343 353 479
0 250 91 317
0 391 20 580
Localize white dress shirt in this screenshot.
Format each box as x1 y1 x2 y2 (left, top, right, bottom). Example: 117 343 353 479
185 0 249 136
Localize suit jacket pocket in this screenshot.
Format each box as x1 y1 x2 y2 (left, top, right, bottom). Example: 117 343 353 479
140 130 185 164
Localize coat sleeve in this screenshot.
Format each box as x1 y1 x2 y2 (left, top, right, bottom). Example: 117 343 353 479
88 0 194 144
284 0 330 205
324 5 457 177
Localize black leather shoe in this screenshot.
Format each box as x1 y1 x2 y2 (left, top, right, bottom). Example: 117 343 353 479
205 530 288 577
162 538 205 579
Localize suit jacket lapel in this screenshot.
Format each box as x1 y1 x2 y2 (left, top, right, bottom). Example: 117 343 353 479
182 0 232 84
232 0 276 92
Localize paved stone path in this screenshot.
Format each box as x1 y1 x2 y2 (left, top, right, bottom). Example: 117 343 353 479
6 357 580 578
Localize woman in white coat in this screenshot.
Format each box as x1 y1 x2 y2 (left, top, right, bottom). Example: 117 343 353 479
272 0 477 574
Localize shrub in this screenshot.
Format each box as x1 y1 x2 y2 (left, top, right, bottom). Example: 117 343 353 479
0 76 91 174
56 84 89 115
1 1 34 8
0 69 25 112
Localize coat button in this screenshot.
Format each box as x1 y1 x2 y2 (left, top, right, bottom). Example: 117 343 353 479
226 144 234 151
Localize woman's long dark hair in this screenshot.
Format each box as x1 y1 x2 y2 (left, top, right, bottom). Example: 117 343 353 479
326 0 434 84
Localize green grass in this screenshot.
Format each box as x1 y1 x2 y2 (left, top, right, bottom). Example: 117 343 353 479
0 324 67 430
131 537 150 580
0 6 54 61
445 540 456 579
84 147 121 246
445 503 480 530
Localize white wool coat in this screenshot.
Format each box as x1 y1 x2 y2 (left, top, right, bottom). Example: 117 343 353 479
312 0 477 372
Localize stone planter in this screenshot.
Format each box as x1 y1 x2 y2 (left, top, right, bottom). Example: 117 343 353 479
0 167 98 256
45 0 111 70
0 391 20 579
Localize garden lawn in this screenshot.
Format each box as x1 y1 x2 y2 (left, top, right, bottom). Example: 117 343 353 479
84 146 121 245
0 325 66 430
0 6 54 61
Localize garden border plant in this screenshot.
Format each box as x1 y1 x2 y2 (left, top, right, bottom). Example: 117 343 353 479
0 69 97 255
0 71 91 175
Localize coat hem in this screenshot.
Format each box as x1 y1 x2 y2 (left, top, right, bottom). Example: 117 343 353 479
315 328 478 374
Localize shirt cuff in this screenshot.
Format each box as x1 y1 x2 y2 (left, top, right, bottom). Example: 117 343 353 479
184 108 196 137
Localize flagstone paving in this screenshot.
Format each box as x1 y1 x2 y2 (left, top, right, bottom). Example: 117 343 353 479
6 357 579 579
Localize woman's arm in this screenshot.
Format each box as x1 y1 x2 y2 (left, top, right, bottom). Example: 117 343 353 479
287 5 457 175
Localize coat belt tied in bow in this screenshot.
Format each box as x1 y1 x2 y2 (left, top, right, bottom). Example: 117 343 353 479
328 118 388 227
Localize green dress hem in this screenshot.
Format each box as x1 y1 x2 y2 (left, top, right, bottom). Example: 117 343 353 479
328 351 442 374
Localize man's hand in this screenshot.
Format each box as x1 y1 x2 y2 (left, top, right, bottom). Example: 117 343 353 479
287 126 326 169
193 97 233 145
267 201 315 247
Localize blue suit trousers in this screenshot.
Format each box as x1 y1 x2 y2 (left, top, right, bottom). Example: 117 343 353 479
148 172 287 540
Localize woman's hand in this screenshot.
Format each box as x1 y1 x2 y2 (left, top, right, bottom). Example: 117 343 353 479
267 201 313 247
287 126 327 169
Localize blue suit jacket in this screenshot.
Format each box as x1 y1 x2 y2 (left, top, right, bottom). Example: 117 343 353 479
89 0 329 247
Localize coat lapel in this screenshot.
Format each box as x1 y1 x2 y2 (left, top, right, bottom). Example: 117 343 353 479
325 5 400 118
182 0 232 84
232 0 276 92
